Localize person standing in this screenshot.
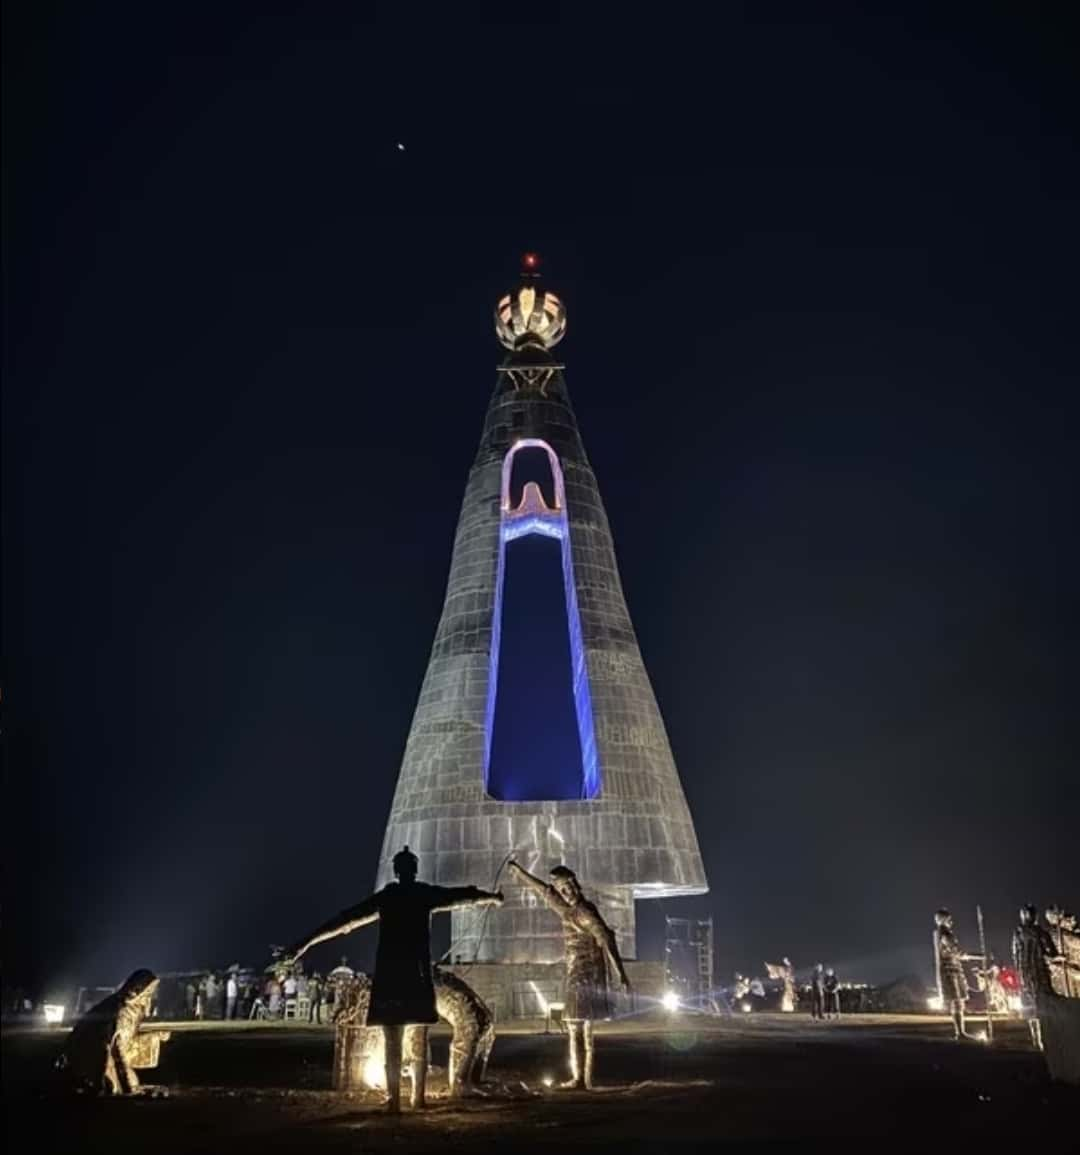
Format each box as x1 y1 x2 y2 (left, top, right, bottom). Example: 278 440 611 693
506 860 631 1090
267 976 282 1018
308 975 323 1024
823 967 840 1019
225 973 238 1021
809 963 825 1020
283 971 298 1015
285 845 503 1113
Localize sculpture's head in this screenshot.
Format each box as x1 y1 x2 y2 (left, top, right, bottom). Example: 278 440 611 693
1019 904 1038 926
934 908 953 929
825 967 835 977
119 969 158 1009
393 845 419 883
815 962 824 974
550 864 582 904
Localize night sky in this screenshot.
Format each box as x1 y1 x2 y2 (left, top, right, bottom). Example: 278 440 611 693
4 4 1076 996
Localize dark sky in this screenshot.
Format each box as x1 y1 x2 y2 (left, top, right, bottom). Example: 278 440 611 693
4 3 1077 994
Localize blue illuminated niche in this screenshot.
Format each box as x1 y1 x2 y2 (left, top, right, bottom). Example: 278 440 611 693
484 439 601 800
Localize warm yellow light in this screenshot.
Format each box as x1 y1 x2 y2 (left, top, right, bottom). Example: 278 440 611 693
926 994 944 1012
529 980 550 1015
542 1074 554 1087
362 1055 386 1090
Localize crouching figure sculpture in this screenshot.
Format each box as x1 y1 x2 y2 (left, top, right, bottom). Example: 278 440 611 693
333 966 495 1098
56 969 171 1095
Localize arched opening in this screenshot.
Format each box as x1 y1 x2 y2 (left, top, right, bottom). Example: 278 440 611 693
508 446 557 511
485 439 600 801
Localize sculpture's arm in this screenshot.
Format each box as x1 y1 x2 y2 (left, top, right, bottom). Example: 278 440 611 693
288 895 380 960
430 886 504 913
506 861 563 911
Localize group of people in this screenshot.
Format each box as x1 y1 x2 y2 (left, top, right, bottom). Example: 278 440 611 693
807 964 842 1020
284 846 630 1113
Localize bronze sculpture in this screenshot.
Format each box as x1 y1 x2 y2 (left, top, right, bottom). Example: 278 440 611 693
1012 904 1062 1051
933 909 979 1040
765 958 797 1012
333 967 495 1097
286 845 502 1112
56 969 171 1095
506 860 630 1089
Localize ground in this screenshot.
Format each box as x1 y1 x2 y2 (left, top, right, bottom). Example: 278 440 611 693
3 1015 1075 1151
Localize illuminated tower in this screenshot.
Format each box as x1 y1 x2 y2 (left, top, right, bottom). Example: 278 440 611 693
377 256 706 988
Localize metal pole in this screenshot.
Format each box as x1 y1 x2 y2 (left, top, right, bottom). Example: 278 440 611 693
976 904 993 1043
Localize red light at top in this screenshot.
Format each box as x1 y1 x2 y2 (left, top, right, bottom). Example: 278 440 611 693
522 252 541 272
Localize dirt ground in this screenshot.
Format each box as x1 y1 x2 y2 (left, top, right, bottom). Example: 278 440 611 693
4 1014 1075 1151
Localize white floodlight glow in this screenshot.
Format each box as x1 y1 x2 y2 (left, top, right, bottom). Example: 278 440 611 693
740 1001 752 1013
43 1004 66 1024
926 994 944 1012
362 1055 386 1090
661 991 680 1013
542 1074 554 1087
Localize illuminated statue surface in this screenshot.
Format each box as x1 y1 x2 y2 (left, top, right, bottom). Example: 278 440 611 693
1044 907 1080 999
933 909 979 1040
56 969 171 1095
507 860 630 1089
287 845 501 1111
1013 905 1062 1051
333 968 495 1097
765 959 796 1012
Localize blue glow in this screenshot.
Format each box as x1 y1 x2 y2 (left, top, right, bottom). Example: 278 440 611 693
483 440 601 801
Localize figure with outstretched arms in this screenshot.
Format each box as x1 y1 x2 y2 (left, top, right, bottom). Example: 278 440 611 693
285 845 502 1112
507 860 630 1089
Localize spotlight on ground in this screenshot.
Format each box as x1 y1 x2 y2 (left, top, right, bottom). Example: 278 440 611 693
542 1074 554 1088
926 995 944 1012
662 991 681 1013
43 1004 66 1024
976 1030 989 1043
740 1001 752 1013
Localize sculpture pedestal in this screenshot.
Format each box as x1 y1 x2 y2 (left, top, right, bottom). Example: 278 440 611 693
1043 998 1080 1086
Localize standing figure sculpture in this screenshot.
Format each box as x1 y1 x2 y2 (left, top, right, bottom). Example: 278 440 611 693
286 845 502 1112
56 969 171 1095
933 909 979 1040
766 959 797 1012
506 861 631 1089
1012 904 1061 1051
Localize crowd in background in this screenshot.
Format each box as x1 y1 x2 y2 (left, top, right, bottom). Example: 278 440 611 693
150 958 360 1024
